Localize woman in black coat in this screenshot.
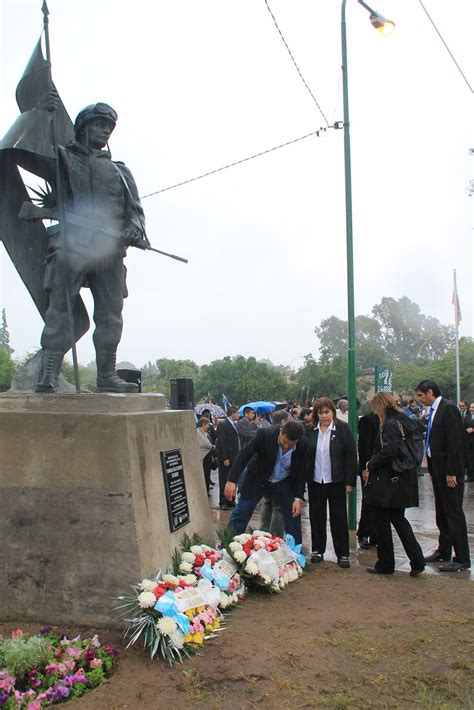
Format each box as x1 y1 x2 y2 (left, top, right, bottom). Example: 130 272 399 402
364 392 425 576
306 397 358 568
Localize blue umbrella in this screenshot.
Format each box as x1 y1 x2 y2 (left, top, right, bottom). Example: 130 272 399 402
238 400 276 416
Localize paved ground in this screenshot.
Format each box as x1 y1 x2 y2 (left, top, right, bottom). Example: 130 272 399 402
209 468 474 579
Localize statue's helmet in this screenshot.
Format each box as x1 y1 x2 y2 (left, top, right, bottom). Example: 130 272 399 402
74 103 118 136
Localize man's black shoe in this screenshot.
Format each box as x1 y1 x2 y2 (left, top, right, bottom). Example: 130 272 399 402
439 561 470 572
366 566 394 575
409 566 425 577
358 537 371 550
311 552 324 564
219 504 232 511
424 551 451 563
338 556 350 569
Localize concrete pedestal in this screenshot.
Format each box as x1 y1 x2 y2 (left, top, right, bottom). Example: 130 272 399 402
0 393 213 627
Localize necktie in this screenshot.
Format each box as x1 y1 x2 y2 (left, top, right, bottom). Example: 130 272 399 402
425 407 434 455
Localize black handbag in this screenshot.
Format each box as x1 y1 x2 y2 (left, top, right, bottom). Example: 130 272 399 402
363 469 418 508
364 424 419 508
392 421 418 473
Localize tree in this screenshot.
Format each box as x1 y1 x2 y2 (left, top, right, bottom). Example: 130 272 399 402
372 296 454 363
141 358 200 399
196 355 297 405
61 360 97 390
0 348 15 391
295 354 348 401
0 309 13 355
315 314 386 369
391 338 474 401
314 297 454 368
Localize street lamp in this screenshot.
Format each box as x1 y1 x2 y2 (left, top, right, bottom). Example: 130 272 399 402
341 0 395 530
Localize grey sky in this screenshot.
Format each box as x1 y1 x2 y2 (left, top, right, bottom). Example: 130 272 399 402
1 0 472 369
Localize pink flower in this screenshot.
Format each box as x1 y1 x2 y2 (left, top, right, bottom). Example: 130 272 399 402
45 663 60 675
27 701 42 710
0 672 16 692
11 628 23 639
91 634 101 648
89 658 103 668
66 646 81 659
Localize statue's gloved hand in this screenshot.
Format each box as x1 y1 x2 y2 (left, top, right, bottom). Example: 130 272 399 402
124 227 150 250
37 89 60 112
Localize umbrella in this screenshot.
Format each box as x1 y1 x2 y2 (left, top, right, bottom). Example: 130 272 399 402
194 402 226 418
238 401 276 416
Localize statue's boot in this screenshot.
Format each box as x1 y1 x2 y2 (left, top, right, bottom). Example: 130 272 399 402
96 351 139 393
35 350 65 393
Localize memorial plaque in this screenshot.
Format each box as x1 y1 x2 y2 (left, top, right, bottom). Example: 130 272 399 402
160 449 190 532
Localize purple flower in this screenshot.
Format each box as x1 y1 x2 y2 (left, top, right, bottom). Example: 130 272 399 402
82 647 96 662
52 685 71 701
39 626 53 636
0 691 9 707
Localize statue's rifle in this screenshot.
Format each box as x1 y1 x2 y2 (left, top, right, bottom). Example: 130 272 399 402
42 0 81 393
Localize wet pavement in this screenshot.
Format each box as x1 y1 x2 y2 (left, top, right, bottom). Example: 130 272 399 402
208 469 474 580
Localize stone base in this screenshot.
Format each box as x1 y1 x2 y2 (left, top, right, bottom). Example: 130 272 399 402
0 394 213 627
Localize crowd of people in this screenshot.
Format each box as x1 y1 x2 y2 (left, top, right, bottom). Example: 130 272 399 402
195 380 473 576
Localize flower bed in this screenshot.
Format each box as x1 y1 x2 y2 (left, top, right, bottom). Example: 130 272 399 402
0 629 119 708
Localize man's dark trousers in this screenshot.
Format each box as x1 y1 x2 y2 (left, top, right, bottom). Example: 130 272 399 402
228 478 302 544
429 460 470 564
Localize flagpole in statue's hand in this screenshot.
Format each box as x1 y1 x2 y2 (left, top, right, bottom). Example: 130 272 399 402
41 0 81 394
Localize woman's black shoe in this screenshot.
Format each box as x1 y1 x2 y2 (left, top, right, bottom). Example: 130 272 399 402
366 566 394 575
409 566 425 577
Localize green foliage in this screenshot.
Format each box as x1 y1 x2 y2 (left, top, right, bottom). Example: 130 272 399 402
296 354 348 401
0 348 15 391
393 337 474 400
0 308 14 354
196 355 298 404
315 297 454 367
0 635 52 681
61 360 97 390
372 296 454 363
141 358 200 398
86 667 105 688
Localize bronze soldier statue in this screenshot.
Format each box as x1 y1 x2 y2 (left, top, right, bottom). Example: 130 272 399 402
32 92 149 393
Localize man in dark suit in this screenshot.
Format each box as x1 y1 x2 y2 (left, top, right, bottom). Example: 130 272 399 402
356 411 380 549
217 406 241 510
224 420 306 544
416 380 470 572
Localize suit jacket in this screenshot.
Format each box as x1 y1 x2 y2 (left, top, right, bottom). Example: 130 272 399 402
306 420 358 487
228 426 307 500
217 418 240 465
236 417 258 449
428 398 465 480
357 412 380 475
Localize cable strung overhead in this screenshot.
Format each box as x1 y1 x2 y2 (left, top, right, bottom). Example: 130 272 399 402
140 124 340 200
263 0 331 127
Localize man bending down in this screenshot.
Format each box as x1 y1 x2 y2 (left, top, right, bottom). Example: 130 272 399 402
224 420 307 545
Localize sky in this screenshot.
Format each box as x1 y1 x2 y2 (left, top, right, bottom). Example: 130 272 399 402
0 0 473 370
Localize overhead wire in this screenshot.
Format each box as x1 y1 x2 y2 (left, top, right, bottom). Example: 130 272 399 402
140 125 338 200
418 0 473 94
263 0 330 126
140 1 340 200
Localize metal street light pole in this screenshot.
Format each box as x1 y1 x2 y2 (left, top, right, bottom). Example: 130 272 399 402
341 0 394 530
